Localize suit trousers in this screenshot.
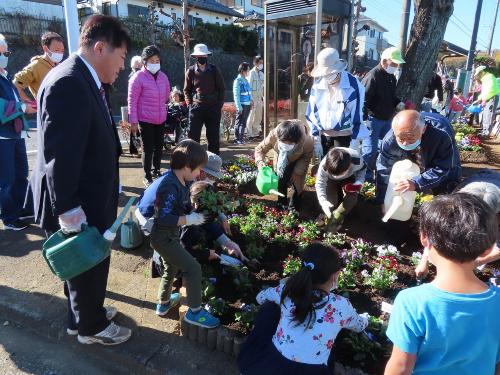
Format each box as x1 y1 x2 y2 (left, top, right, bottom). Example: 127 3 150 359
0 138 29 224
188 103 222 155
139 122 165 179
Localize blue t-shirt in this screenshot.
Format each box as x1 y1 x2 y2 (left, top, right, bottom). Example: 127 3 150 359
387 283 500 375
137 173 167 219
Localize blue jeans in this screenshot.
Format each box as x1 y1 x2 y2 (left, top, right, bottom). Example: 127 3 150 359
362 116 392 180
0 138 29 223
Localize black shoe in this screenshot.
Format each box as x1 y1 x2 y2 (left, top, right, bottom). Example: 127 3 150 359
4 219 29 231
152 170 162 178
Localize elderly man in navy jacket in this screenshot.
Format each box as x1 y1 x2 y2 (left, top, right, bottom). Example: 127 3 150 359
376 110 461 201
31 15 132 346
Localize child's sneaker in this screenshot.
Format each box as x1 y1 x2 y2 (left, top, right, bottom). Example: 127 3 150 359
156 293 181 316
184 308 220 328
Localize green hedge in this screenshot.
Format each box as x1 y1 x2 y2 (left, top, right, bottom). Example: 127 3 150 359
190 23 258 56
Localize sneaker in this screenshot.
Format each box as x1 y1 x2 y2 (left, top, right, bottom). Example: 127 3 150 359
184 308 220 329
3 219 29 231
143 177 153 187
77 322 131 346
152 170 162 179
155 293 181 316
67 306 118 336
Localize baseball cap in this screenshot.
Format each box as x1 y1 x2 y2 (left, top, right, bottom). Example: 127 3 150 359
381 47 405 64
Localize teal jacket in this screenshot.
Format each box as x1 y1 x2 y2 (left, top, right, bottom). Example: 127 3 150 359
233 74 252 112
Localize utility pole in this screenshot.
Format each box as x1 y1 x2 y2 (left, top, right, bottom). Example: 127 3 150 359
350 0 363 70
62 0 79 53
399 0 411 55
487 0 500 56
464 0 483 96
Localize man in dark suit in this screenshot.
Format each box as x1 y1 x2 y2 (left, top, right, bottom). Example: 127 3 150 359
32 15 131 345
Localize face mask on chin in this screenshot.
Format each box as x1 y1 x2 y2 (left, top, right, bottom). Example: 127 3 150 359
147 63 161 74
384 65 398 75
257 64 263 71
397 138 421 151
0 55 8 69
278 141 295 152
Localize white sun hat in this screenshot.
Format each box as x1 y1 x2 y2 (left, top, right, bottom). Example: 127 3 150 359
191 43 212 56
310 48 347 78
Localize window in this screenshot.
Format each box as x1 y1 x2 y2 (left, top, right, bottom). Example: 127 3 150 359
188 15 203 28
251 0 264 6
102 1 118 17
128 4 148 19
369 29 375 38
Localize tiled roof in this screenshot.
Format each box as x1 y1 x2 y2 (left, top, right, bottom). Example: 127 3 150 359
165 0 244 18
236 10 264 22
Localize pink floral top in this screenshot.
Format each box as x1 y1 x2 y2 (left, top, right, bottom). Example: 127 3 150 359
256 283 368 365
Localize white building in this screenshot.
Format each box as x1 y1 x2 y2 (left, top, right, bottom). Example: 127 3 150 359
0 0 243 26
356 15 390 62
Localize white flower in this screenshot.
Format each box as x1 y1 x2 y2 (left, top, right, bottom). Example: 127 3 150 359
376 244 400 257
361 270 370 278
411 251 422 259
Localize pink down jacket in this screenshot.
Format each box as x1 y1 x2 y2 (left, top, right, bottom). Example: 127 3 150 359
128 67 171 125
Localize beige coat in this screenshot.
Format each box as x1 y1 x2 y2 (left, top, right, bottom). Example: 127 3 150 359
254 121 314 193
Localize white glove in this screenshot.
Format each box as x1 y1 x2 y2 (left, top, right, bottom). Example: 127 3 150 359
58 206 87 234
313 140 323 160
359 312 370 326
185 212 206 226
320 201 334 218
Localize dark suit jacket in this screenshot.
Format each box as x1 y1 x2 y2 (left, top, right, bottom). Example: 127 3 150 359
32 54 122 233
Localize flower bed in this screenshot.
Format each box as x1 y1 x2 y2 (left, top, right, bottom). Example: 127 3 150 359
188 157 494 373
453 122 488 163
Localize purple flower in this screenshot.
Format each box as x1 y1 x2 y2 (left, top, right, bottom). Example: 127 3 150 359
492 268 500 278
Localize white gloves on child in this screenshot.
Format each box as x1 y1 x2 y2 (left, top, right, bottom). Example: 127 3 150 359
58 206 87 234
185 212 206 226
359 312 370 327
320 201 334 218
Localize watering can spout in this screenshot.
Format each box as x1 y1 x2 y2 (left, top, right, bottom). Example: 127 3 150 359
256 166 283 196
382 196 404 223
268 189 285 197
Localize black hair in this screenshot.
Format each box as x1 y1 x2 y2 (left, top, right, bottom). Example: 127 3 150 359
170 139 208 171
238 62 250 74
324 148 351 176
253 55 263 65
79 15 131 51
41 31 63 47
419 193 497 263
281 243 343 328
277 120 303 143
141 45 161 63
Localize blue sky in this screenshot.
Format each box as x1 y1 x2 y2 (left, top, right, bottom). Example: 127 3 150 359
363 0 499 52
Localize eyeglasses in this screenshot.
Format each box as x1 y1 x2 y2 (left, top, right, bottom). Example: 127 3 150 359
0 51 12 57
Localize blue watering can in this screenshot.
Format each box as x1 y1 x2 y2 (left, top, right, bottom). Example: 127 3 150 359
466 104 483 114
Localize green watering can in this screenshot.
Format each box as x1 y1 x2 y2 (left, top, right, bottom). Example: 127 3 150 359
42 197 136 281
256 166 285 196
120 212 143 250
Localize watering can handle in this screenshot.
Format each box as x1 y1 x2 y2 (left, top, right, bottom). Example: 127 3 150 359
103 197 136 241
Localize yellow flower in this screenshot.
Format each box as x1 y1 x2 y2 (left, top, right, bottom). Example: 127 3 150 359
228 165 241 173
420 195 433 203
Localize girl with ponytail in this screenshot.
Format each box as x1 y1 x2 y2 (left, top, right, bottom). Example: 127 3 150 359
238 243 369 375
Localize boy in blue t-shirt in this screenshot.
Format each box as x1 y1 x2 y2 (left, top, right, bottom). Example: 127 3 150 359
385 193 500 375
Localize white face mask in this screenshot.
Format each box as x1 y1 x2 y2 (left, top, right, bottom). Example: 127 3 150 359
48 50 63 63
257 64 263 71
278 141 295 152
147 63 161 74
0 55 8 69
384 65 398 75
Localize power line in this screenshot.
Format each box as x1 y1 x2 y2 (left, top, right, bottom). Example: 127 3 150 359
451 14 489 46
448 17 489 49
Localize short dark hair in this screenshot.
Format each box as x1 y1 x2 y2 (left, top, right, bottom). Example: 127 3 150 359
277 120 303 143
79 15 131 51
253 55 263 65
41 31 63 47
324 148 351 176
141 45 161 63
170 139 208 171
238 62 250 74
419 193 497 263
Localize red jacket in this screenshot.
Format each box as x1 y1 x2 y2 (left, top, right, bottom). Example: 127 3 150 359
128 67 170 125
449 95 467 113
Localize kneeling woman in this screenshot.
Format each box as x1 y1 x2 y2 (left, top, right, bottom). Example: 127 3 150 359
254 119 314 211
238 243 368 375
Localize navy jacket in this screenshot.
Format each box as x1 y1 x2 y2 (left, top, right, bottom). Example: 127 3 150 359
31 54 122 232
376 112 461 199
